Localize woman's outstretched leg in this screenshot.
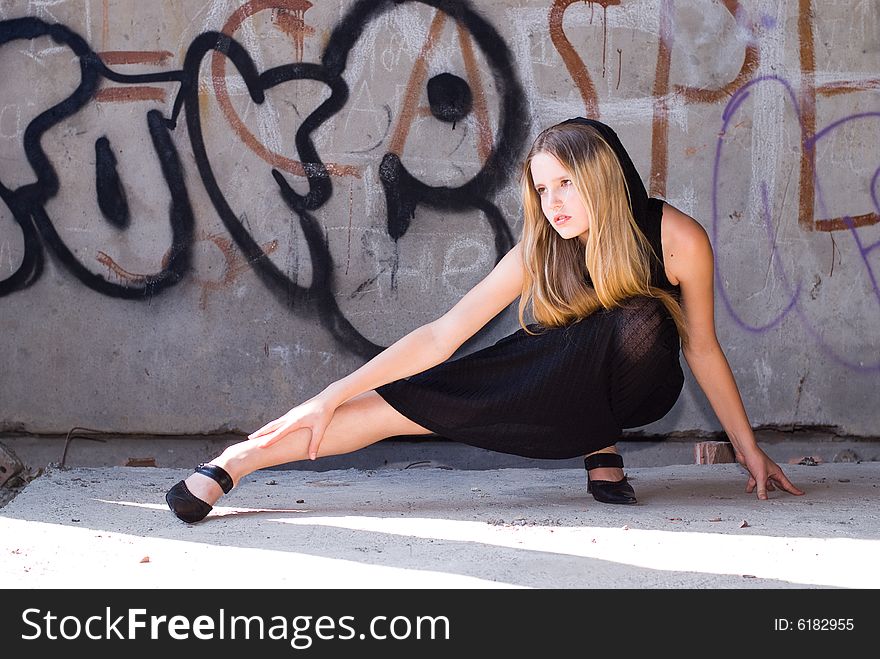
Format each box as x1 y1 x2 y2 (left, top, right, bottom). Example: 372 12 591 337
173 391 432 514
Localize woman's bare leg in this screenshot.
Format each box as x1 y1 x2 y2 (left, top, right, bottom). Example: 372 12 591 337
183 391 432 505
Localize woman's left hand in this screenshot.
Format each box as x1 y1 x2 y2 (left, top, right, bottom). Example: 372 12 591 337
738 447 806 500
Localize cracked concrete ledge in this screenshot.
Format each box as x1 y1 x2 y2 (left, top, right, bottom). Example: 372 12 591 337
2 430 877 524
1 429 878 474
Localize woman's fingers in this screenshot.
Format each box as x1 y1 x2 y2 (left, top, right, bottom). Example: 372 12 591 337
306 423 327 460
256 430 284 448
755 480 769 500
745 469 772 499
771 471 805 496
248 417 284 439
747 466 805 499
255 418 300 448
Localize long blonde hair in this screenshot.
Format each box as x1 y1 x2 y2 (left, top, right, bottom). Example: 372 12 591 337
518 121 688 345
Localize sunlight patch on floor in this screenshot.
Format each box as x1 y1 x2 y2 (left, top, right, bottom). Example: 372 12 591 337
273 515 878 588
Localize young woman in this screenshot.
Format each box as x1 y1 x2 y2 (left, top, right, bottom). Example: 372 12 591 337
166 117 803 523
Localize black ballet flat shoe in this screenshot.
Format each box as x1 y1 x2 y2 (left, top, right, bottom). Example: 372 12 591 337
166 463 234 523
585 452 637 505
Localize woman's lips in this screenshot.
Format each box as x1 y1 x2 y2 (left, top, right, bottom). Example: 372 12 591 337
553 214 571 225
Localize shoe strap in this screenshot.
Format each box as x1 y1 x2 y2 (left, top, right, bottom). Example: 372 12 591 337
584 452 624 470
196 463 234 494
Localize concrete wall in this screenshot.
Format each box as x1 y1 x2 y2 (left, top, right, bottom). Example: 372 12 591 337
0 0 877 437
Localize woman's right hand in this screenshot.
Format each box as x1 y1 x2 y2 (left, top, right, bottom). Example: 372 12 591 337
247 393 339 459
737 445 805 500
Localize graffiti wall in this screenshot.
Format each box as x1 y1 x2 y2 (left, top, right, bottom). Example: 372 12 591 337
0 0 877 437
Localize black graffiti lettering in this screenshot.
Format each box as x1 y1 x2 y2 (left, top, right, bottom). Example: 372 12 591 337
28 109 194 299
176 38 380 355
95 136 130 230
0 18 193 299
427 73 472 127
1 2 529 358
1 18 97 296
0 180 42 296
176 1 527 357
357 1 527 252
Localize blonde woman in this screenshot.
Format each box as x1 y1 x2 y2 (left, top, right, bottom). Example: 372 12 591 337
166 117 803 523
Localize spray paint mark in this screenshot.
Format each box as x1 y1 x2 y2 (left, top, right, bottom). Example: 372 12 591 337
94 136 130 229
98 50 173 65
550 0 761 197
713 75 880 370
3 3 873 370
272 1 315 62
210 0 359 178
615 47 621 90
95 87 167 103
426 72 472 129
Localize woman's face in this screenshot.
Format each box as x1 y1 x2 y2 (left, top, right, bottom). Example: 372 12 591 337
529 151 590 244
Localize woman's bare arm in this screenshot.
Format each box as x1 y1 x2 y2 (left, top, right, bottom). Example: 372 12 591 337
662 204 804 499
249 243 524 452
322 242 524 406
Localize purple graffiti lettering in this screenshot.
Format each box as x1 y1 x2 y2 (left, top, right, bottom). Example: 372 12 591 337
714 75 880 371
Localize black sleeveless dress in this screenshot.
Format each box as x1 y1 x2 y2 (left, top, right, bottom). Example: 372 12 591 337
375 118 684 459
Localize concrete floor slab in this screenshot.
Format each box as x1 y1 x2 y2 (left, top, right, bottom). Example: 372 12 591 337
1 461 878 590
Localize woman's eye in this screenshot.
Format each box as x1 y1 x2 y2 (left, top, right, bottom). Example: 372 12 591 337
561 179 571 187
536 188 545 195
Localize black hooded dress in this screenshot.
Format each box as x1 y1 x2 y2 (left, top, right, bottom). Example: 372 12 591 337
375 118 684 459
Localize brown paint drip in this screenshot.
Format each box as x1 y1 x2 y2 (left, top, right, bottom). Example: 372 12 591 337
212 0 359 178
616 47 622 90
387 9 447 156
456 20 492 163
829 233 837 276
272 2 315 62
601 3 608 78
798 0 818 232
649 0 672 198
98 50 174 65
549 0 601 118
95 87 166 103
